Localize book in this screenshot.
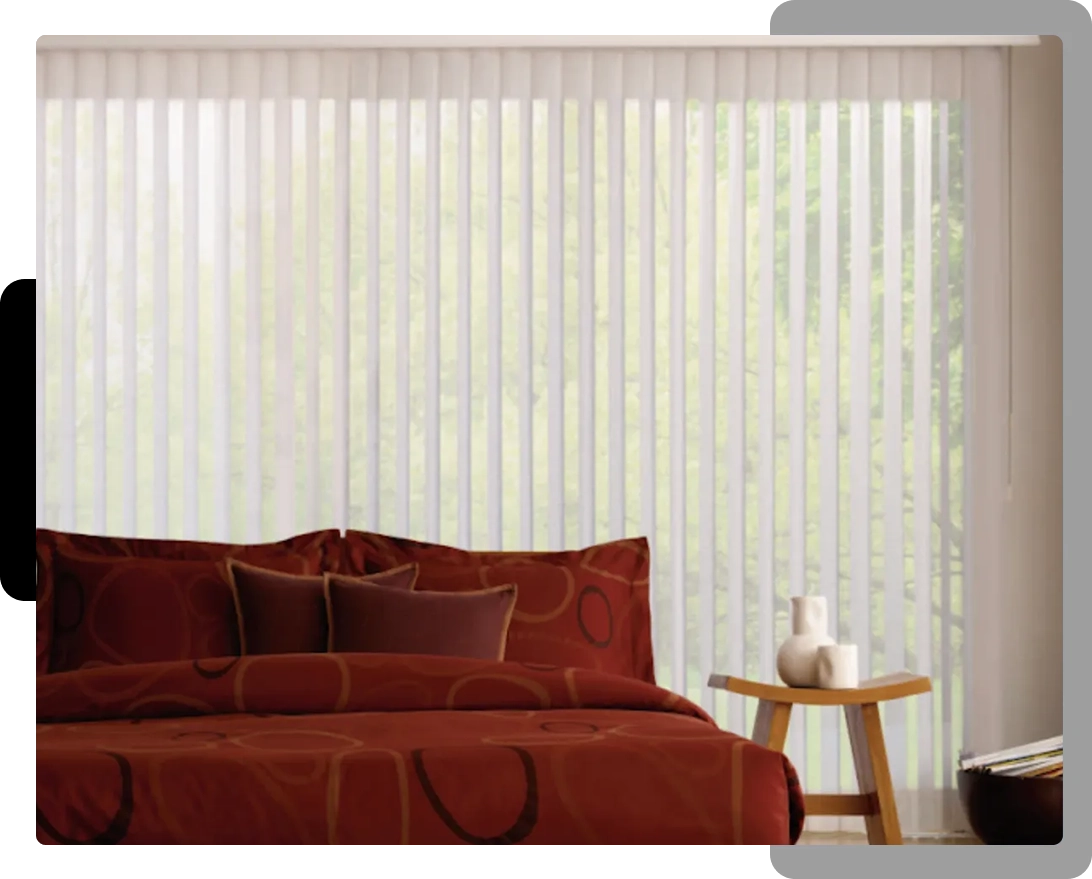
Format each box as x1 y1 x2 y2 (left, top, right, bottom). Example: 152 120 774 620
988 756 1063 777
975 749 1063 771
961 734 1062 766
1016 761 1064 779
959 735 1063 771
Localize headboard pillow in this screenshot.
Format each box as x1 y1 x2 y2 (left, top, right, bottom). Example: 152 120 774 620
338 532 654 683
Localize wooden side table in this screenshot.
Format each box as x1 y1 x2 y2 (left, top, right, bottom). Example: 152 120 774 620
708 671 932 845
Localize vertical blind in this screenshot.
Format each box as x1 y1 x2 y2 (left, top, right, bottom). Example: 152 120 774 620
36 46 1006 833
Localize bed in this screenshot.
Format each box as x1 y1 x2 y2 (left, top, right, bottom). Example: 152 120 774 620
37 653 804 844
35 528 805 845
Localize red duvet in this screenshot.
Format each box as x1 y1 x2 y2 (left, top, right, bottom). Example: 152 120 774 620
37 654 804 844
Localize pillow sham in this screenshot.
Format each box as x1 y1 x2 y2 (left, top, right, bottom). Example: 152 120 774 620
325 572 517 661
337 532 653 682
48 548 306 671
226 560 418 655
35 528 341 675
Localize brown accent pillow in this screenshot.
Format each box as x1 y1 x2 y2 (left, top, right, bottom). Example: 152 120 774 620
226 560 419 656
324 573 518 661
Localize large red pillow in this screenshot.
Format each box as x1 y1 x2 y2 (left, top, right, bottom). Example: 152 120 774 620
338 532 654 683
48 548 317 671
37 529 340 675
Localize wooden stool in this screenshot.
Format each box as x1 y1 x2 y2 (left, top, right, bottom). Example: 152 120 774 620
707 671 932 845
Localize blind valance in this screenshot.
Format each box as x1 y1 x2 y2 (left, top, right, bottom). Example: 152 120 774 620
37 47 997 101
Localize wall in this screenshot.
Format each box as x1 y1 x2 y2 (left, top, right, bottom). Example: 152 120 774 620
1002 35 1064 747
969 36 1063 758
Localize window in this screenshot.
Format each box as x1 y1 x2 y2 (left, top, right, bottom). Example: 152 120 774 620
35 45 1007 833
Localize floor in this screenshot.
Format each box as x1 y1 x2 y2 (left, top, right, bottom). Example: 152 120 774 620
799 831 980 845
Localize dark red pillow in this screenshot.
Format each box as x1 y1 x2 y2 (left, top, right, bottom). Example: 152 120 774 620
36 529 341 675
227 560 418 655
48 548 317 672
325 573 518 661
338 532 653 682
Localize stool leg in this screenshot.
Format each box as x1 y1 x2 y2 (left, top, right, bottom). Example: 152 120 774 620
845 702 902 845
752 699 792 752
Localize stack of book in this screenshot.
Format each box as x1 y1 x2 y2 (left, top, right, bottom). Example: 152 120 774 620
959 735 1063 778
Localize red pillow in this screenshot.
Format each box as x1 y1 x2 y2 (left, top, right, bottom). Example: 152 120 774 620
35 529 340 675
48 548 310 672
338 532 654 682
325 573 517 661
227 560 418 655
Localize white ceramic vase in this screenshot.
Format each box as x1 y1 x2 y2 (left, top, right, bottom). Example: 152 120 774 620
776 596 835 687
817 643 860 689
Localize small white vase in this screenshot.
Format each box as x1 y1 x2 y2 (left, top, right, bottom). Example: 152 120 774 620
817 643 860 689
776 596 835 687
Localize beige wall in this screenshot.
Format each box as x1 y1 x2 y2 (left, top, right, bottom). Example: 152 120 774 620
970 36 1063 756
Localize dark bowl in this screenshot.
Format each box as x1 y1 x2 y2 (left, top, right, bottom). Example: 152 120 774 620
957 768 1063 845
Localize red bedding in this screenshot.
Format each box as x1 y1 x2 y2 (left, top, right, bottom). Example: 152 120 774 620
37 653 805 844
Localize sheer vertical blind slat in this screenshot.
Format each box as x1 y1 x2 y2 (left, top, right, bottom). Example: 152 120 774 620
607 85 626 540
37 45 1002 835
725 98 746 739
244 97 262 541
818 96 842 802
756 99 776 697
214 99 232 539
937 100 954 825
519 95 535 551
638 89 658 662
546 54 566 552
578 91 596 548
59 95 76 533
882 96 907 800
485 77 503 550
787 98 808 785
669 88 687 698
92 93 108 535
394 79 411 538
122 98 138 535
304 96 320 531
913 99 936 827
849 100 872 688
36 60 46 528
274 96 294 539
698 82 717 718
152 94 169 537
332 87 350 534
364 87 380 532
425 61 443 545
456 67 472 548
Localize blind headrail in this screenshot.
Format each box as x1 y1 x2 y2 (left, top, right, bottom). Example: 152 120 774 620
37 34 1041 51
